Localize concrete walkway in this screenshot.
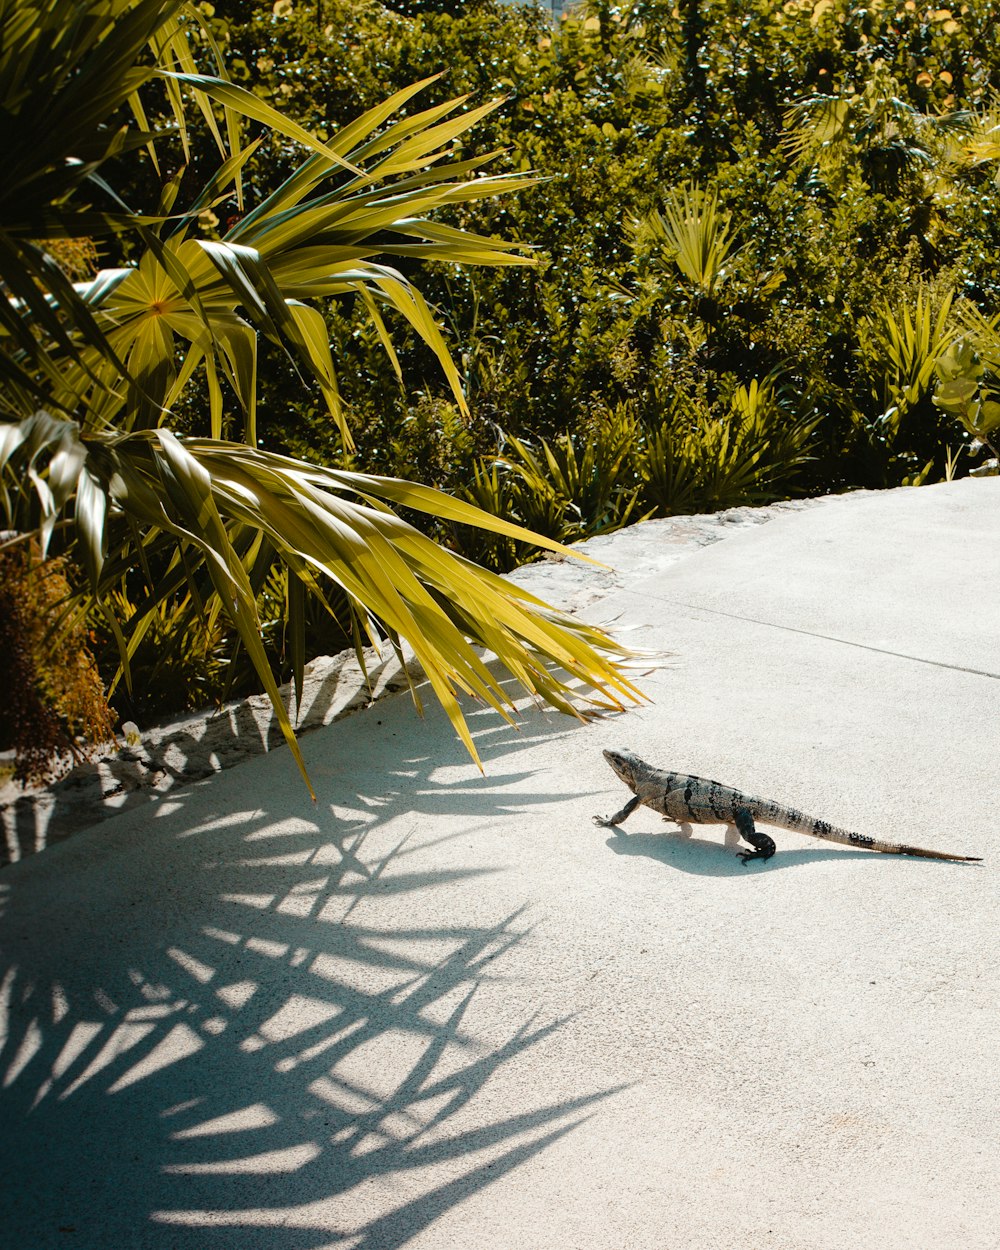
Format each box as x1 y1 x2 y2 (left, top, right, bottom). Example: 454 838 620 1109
1 479 997 1249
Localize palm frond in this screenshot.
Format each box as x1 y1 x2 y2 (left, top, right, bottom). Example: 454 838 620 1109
0 1 230 408
962 97 1000 181
0 1 645 789
782 75 970 190
860 289 957 424
781 95 853 168
0 416 644 793
644 183 738 296
15 86 537 446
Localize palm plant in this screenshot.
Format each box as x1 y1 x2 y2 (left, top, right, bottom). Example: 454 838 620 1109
781 66 970 194
638 374 817 515
953 96 1000 180
858 289 957 432
633 183 740 299
0 0 642 793
488 410 642 546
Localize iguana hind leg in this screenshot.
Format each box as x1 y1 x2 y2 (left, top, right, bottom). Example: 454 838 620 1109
733 806 776 863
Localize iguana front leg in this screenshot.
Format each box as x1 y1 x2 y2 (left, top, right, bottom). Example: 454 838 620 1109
593 794 641 830
733 806 776 864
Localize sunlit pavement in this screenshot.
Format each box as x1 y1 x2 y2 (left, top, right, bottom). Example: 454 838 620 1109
2 477 998 1249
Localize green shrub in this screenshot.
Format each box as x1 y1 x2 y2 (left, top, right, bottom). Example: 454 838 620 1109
103 1 987 504
0 546 117 786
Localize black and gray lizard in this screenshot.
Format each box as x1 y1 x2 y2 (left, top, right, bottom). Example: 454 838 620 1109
593 748 982 864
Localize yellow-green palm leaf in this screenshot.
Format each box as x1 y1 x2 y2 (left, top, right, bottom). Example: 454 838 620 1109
0 415 643 795
0 0 645 791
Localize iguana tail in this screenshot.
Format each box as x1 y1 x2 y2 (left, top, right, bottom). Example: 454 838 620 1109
749 799 982 863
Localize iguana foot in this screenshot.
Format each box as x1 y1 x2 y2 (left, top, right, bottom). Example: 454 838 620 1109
733 807 776 863
737 847 774 864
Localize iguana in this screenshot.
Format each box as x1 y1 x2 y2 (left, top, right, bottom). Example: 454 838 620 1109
593 748 981 864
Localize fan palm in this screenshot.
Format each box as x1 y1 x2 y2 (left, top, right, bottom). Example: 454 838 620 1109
634 183 739 298
0 0 642 794
781 65 970 194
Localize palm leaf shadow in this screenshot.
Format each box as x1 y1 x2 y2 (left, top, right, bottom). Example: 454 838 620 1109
0 771 621 1248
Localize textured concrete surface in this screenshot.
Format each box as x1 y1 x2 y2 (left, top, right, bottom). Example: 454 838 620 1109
1 478 997 1249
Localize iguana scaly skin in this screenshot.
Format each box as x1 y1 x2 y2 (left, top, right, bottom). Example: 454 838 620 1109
593 749 981 864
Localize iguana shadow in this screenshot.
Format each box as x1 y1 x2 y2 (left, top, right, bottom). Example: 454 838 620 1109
603 828 898 876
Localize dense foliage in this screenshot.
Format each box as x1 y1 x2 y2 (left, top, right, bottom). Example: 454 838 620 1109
185 0 1000 550
0 545 116 785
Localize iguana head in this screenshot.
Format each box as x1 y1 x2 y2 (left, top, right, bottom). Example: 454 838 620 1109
602 748 642 791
